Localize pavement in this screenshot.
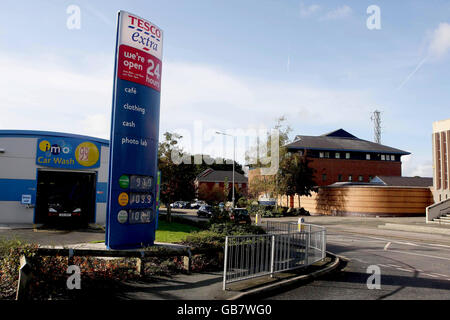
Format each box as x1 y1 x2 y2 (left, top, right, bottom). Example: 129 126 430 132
117 254 340 300
34 240 340 300
2 212 449 300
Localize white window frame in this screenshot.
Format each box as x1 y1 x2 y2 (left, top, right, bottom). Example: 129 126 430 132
335 152 340 159
366 154 370 160
346 152 350 159
381 155 385 161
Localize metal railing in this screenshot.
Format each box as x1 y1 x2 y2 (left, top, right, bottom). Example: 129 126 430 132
223 221 326 290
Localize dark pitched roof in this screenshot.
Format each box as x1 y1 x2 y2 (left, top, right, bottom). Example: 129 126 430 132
320 129 358 139
370 176 433 187
196 169 248 183
288 129 410 155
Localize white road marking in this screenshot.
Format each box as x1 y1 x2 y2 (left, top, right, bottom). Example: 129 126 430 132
365 235 450 250
396 268 414 273
387 264 402 268
422 273 439 278
384 242 391 251
425 243 450 249
430 273 449 278
385 249 450 262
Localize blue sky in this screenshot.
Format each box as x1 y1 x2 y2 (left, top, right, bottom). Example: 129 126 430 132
1 0 450 176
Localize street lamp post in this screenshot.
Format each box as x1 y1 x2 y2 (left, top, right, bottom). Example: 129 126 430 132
216 131 235 208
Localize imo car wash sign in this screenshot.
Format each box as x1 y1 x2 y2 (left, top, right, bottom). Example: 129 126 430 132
36 138 101 169
106 11 163 249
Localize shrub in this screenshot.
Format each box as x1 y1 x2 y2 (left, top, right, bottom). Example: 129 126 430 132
209 207 231 224
208 223 266 236
236 197 248 208
182 231 224 249
299 207 310 216
272 206 288 215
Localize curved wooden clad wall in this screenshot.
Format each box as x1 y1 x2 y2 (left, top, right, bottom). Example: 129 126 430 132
278 186 434 217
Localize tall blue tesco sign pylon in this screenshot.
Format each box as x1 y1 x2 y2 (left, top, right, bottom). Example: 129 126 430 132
106 11 163 249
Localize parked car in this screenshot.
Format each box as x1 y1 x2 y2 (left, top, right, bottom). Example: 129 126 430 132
230 208 251 224
47 195 82 219
170 201 182 208
170 201 190 209
197 205 213 218
190 200 207 209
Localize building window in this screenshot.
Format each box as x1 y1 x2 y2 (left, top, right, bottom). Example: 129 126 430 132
391 155 395 161
366 154 370 160
238 183 242 188
358 175 363 182
319 152 324 158
369 175 373 181
324 152 330 158
338 174 343 182
322 174 327 181
298 150 303 156
348 175 353 182
346 152 350 159
381 155 385 161
335 152 340 159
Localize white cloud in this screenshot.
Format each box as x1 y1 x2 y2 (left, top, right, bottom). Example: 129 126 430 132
160 61 374 132
300 3 321 17
320 5 352 21
397 22 450 90
401 155 433 177
0 52 113 138
428 22 450 59
0 52 375 164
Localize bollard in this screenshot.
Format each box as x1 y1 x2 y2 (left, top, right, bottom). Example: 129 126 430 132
298 217 305 232
16 255 33 301
183 248 192 274
255 214 261 226
136 251 145 276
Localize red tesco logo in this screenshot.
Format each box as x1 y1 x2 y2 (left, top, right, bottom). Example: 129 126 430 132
128 14 161 39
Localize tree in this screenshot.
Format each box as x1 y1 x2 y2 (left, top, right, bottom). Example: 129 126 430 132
278 152 317 209
223 177 230 202
247 116 316 209
247 116 292 203
158 132 196 222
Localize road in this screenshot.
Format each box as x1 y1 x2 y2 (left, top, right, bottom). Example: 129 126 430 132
268 230 450 300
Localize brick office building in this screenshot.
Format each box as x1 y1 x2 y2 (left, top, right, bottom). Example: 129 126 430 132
284 129 410 186
194 168 248 201
432 118 450 203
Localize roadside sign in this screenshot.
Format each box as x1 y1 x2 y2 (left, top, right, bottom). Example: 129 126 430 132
21 194 32 205
106 11 163 249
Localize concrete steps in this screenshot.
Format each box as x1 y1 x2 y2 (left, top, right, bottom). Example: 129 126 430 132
433 214 450 225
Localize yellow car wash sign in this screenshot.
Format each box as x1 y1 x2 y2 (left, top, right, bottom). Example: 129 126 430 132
36 137 101 169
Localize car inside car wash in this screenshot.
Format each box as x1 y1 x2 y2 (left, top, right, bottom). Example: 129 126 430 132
0 130 109 227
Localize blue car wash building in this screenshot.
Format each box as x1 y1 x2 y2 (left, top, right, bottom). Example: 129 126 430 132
0 130 110 226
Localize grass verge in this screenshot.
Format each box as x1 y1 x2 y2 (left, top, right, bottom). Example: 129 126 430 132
155 220 200 243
